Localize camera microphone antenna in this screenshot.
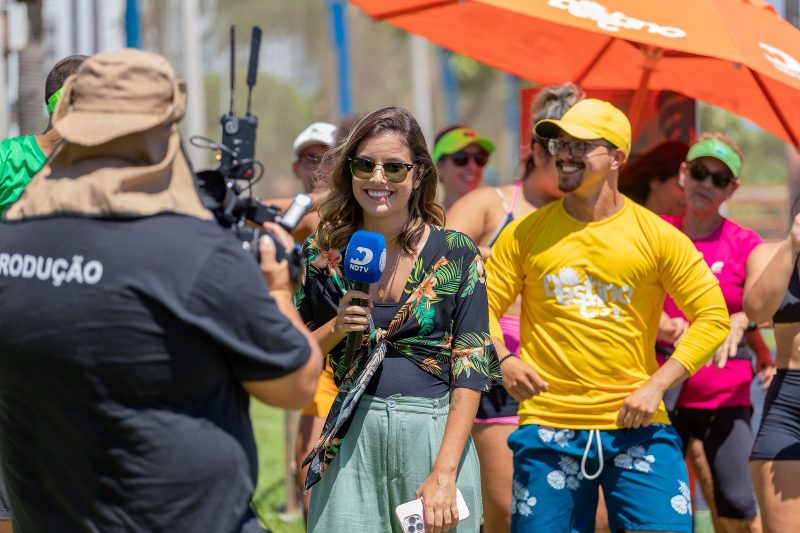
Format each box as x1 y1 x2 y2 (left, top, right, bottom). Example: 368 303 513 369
228 25 236 117
245 26 262 117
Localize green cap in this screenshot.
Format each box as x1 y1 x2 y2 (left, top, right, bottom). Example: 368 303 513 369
687 138 742 178
432 127 495 162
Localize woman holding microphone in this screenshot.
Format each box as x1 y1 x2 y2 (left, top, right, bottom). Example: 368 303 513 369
296 106 499 532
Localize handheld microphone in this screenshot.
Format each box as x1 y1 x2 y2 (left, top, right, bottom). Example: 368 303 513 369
343 230 387 369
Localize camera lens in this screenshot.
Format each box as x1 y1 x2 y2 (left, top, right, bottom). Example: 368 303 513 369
407 526 415 533
408 516 416 525
416 523 423 531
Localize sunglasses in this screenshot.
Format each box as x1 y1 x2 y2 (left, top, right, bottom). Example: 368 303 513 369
448 151 489 168
688 162 735 189
547 138 611 158
348 157 415 183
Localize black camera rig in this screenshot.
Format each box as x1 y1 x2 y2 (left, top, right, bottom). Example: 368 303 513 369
192 25 309 281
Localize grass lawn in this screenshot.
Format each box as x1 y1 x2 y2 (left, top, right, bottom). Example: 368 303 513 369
250 400 305 533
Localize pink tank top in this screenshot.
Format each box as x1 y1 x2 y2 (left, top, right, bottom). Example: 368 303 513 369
661 215 762 409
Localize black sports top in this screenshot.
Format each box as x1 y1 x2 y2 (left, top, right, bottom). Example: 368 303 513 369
364 302 449 398
773 259 800 323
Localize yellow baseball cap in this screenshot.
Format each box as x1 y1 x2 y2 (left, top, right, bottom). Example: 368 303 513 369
534 99 631 156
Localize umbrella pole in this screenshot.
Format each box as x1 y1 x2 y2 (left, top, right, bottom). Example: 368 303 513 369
575 37 615 86
628 47 663 146
751 70 800 148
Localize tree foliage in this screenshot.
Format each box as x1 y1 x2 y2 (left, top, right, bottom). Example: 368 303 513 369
206 0 792 198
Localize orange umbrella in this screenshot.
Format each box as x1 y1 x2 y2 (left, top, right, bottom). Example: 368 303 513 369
352 0 800 147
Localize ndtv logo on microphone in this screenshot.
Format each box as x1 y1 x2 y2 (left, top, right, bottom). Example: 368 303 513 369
350 247 373 266
347 246 385 273
548 0 687 39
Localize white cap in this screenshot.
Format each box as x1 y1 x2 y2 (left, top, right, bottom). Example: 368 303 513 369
292 121 337 157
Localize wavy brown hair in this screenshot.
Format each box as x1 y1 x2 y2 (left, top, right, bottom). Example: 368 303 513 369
316 106 444 254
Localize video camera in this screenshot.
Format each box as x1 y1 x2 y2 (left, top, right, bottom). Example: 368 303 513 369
192 25 309 282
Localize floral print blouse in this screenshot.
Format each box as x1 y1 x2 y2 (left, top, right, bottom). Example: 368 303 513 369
295 225 500 489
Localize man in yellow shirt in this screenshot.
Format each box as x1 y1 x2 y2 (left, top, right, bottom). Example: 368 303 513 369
486 99 729 533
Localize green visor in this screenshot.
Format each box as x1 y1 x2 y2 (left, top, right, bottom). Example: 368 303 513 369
432 127 495 162
686 138 742 178
47 87 65 115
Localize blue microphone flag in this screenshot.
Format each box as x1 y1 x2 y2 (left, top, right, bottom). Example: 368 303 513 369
344 230 386 284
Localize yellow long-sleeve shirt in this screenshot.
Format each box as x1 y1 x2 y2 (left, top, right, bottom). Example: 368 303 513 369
487 198 729 429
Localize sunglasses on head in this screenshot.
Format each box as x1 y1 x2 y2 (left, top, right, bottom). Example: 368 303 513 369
547 138 611 158
448 151 489 167
688 162 735 189
348 156 415 183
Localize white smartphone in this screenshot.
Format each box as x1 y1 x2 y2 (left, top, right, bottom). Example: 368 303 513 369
394 488 470 532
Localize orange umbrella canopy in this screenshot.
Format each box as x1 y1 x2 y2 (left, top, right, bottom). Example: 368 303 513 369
353 0 800 147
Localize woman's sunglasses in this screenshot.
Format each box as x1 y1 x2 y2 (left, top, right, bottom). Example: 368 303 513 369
688 162 735 189
448 151 489 168
348 157 415 183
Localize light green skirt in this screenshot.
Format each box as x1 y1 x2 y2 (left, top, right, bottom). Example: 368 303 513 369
307 393 482 532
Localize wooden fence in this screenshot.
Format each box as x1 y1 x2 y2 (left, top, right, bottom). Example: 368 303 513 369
727 184 789 241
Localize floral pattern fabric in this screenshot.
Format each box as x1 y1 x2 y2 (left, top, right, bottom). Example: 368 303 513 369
508 424 693 531
295 225 500 490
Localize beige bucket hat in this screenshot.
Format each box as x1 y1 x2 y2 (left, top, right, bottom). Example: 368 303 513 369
52 48 186 146
6 49 212 221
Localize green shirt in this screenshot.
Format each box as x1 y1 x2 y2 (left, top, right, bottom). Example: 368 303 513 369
0 135 47 215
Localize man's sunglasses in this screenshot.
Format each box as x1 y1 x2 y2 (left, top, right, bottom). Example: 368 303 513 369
348 157 415 183
448 151 489 168
688 162 735 189
547 138 611 158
